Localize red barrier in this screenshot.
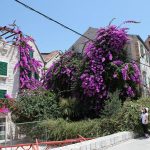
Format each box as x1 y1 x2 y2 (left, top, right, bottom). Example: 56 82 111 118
0 136 92 150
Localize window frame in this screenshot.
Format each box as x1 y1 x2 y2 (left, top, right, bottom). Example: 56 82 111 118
140 43 144 58
0 89 7 99
142 71 147 86
0 60 8 78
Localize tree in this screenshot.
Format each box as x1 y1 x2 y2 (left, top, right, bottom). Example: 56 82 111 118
44 23 141 119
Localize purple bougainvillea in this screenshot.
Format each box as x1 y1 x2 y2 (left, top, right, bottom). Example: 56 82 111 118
80 25 140 99
44 23 141 117
14 30 43 90
44 51 81 96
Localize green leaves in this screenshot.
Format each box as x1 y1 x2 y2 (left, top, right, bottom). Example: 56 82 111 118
12 89 61 123
101 90 122 117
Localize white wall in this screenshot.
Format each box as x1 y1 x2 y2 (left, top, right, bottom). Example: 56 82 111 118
0 40 44 98
45 53 60 69
28 41 44 77
138 41 150 96
0 40 20 98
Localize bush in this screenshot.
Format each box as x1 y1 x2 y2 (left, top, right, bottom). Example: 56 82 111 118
14 97 150 141
101 90 122 117
59 97 80 120
12 89 61 123
116 97 150 134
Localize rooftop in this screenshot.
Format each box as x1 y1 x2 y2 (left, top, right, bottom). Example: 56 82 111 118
41 51 61 62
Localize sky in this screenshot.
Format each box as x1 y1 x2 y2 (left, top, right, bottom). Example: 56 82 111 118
0 0 150 53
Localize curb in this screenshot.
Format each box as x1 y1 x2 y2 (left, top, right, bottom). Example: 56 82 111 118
52 131 136 150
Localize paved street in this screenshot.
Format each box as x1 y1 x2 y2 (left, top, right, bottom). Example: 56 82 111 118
107 138 150 150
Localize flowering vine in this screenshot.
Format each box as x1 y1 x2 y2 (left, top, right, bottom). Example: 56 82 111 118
0 95 15 113
14 31 43 90
81 25 141 99
44 51 82 96
44 22 141 117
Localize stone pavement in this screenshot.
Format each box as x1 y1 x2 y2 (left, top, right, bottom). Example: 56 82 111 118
107 137 150 150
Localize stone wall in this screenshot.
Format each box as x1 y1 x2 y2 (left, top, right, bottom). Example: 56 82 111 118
0 40 44 98
0 40 20 98
52 131 136 150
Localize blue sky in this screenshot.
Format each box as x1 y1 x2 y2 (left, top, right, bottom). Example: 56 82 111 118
0 0 150 52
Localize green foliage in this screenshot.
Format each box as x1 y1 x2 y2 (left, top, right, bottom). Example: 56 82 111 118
21 97 150 141
59 97 80 120
101 90 122 117
12 89 61 123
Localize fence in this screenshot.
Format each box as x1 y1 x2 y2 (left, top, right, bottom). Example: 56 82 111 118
0 120 49 146
0 120 91 150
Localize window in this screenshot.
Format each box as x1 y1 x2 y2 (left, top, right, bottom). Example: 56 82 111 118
29 51 33 58
140 44 144 57
34 73 39 80
148 78 150 88
146 52 149 63
142 71 147 86
0 90 7 98
0 118 6 140
28 71 32 78
0 61 7 76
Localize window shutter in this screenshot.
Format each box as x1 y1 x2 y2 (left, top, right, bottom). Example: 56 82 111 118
0 90 7 98
34 73 39 80
0 62 7 76
28 71 32 78
29 51 33 58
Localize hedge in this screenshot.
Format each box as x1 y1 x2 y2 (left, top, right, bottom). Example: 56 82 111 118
16 97 150 141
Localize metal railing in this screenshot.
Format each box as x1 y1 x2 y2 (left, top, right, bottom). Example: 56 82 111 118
0 120 92 149
0 120 48 146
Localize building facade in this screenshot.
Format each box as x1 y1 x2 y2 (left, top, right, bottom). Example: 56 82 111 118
127 35 150 96
0 39 44 99
41 50 62 69
0 39 20 99
0 37 45 141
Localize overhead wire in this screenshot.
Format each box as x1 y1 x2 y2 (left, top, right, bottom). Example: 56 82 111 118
14 0 150 69
14 0 94 42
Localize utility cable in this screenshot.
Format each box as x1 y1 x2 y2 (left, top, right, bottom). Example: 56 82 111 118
14 0 150 69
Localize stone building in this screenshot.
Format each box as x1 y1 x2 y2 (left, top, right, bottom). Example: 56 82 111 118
0 38 44 99
41 50 62 70
0 37 44 141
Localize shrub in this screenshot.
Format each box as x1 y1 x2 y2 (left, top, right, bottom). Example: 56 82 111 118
59 97 80 120
14 97 150 141
12 89 61 123
44 23 141 119
101 90 122 117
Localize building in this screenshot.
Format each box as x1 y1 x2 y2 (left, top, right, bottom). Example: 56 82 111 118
145 35 150 50
69 27 150 97
0 38 44 99
41 50 62 69
0 35 44 141
127 35 150 96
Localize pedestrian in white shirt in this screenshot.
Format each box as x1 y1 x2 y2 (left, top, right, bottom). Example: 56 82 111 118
141 107 149 138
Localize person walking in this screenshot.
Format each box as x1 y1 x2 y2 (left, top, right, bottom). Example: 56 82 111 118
141 107 149 138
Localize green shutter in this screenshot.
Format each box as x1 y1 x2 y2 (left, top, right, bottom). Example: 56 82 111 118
0 90 7 98
0 62 7 76
28 71 32 78
29 51 33 58
34 73 39 80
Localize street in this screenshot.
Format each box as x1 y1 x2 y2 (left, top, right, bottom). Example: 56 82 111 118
107 138 150 150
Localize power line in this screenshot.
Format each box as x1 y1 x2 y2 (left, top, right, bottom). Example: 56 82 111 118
14 0 150 69
14 0 94 42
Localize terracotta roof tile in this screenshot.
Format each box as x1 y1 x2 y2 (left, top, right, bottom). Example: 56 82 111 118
41 51 61 62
